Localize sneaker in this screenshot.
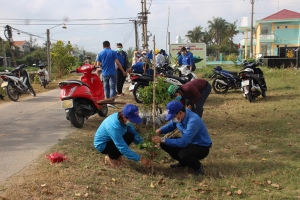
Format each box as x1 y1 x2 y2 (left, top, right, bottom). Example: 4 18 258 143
194 163 205 176
170 162 185 168
107 104 116 108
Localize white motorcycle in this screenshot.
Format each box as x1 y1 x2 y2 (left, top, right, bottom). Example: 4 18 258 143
37 64 50 88
172 64 197 81
0 64 36 101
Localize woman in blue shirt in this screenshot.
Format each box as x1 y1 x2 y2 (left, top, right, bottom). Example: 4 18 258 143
94 104 149 167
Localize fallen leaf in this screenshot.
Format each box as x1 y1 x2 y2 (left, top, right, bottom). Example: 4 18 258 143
261 158 267 161
271 183 280 188
231 185 237 189
112 178 116 182
263 189 270 193
226 191 232 196
252 180 262 185
267 180 272 185
221 187 227 191
100 168 107 171
245 142 249 146
86 186 89 189
236 190 242 195
75 193 81 197
150 182 155 188
158 178 165 185
198 181 206 187
41 184 46 187
84 193 88 198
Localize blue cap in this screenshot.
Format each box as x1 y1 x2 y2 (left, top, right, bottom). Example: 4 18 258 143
165 101 183 121
122 104 142 124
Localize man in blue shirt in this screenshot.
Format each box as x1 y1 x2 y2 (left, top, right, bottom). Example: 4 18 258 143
96 41 126 100
186 46 196 71
152 101 212 175
146 50 153 62
116 43 129 97
181 47 192 68
132 62 151 75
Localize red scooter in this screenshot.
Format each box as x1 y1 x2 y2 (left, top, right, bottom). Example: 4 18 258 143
59 64 111 128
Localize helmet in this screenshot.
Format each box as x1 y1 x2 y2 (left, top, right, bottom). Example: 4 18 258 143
134 51 138 54
186 46 190 49
154 49 160 55
142 50 147 54
168 85 180 96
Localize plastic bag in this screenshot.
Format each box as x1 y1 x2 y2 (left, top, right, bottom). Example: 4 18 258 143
45 152 67 163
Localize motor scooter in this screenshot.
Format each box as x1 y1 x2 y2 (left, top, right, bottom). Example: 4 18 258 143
59 63 113 128
37 63 50 88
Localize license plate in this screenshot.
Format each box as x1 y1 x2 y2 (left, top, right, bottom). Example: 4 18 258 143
61 99 73 109
1 82 8 87
241 80 249 87
129 84 135 91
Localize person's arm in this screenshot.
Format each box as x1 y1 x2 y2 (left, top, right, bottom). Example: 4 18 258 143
107 126 141 162
127 125 143 144
157 120 177 134
165 117 200 147
115 59 127 76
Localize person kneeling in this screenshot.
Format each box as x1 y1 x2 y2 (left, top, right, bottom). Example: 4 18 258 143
94 104 149 168
152 101 212 175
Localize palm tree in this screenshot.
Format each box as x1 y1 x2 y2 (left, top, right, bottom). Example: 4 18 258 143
221 21 239 54
185 26 203 43
207 17 228 45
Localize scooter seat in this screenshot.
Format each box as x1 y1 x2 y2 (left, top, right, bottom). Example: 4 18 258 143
226 71 238 77
59 80 90 88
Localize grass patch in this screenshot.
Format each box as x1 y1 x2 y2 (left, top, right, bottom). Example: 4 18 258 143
0 68 300 199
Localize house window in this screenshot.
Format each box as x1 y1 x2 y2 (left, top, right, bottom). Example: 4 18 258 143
285 26 288 29
277 26 280 29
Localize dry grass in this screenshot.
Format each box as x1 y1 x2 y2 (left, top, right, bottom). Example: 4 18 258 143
1 67 300 200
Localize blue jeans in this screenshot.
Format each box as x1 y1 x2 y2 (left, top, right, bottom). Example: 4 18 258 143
103 75 116 98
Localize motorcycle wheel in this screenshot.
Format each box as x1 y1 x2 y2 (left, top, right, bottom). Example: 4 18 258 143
29 86 36 97
133 82 148 103
98 104 108 117
42 81 47 88
68 107 84 128
212 78 229 94
6 81 19 102
246 86 253 103
262 89 266 98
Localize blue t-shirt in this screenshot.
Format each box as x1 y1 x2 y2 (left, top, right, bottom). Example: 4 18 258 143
188 51 194 65
132 62 144 73
116 51 125 68
96 48 117 76
182 54 192 65
146 52 153 60
177 55 183 65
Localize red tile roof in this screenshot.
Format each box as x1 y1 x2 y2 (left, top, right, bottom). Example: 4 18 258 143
262 9 300 20
12 41 26 47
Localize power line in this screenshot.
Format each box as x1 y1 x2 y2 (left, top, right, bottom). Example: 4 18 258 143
0 22 132 26
0 17 136 21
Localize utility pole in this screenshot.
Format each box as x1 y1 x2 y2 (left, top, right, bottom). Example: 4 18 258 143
130 20 139 51
46 29 51 79
139 0 150 50
250 0 255 58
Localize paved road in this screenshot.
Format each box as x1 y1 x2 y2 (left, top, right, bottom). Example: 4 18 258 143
0 89 75 183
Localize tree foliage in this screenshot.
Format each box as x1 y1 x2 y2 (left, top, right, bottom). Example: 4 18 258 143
51 40 75 78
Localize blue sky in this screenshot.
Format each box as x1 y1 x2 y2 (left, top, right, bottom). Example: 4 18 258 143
0 0 299 53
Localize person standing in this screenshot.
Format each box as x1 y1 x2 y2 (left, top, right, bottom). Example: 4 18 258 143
116 43 129 97
96 41 126 100
186 46 195 71
167 78 211 118
94 104 149 168
155 49 165 67
181 47 192 71
152 101 212 175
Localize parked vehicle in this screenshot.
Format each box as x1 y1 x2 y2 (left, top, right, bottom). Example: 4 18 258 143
239 62 267 102
58 63 109 128
37 63 50 88
0 64 36 101
172 64 197 82
130 71 190 104
209 66 242 94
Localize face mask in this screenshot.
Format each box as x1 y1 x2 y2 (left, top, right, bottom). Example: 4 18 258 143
137 54 141 58
172 116 180 123
187 49 190 52
126 121 134 126
175 95 182 101
117 48 122 52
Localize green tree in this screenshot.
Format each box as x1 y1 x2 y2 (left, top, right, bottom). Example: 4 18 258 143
222 21 239 54
185 25 203 43
51 40 75 78
23 49 47 65
126 47 134 65
207 17 228 45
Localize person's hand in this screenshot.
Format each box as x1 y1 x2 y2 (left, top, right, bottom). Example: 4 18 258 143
155 129 161 135
187 105 193 110
122 71 127 76
140 156 150 166
152 136 161 144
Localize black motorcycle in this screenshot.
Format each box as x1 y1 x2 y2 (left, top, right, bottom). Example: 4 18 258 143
239 62 267 102
0 64 36 101
209 66 241 94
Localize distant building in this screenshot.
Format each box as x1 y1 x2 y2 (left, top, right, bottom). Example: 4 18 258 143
12 40 31 52
238 9 300 59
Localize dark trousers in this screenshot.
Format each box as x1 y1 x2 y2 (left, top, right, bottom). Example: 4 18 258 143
188 82 212 118
101 132 134 160
160 143 210 170
116 68 126 95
